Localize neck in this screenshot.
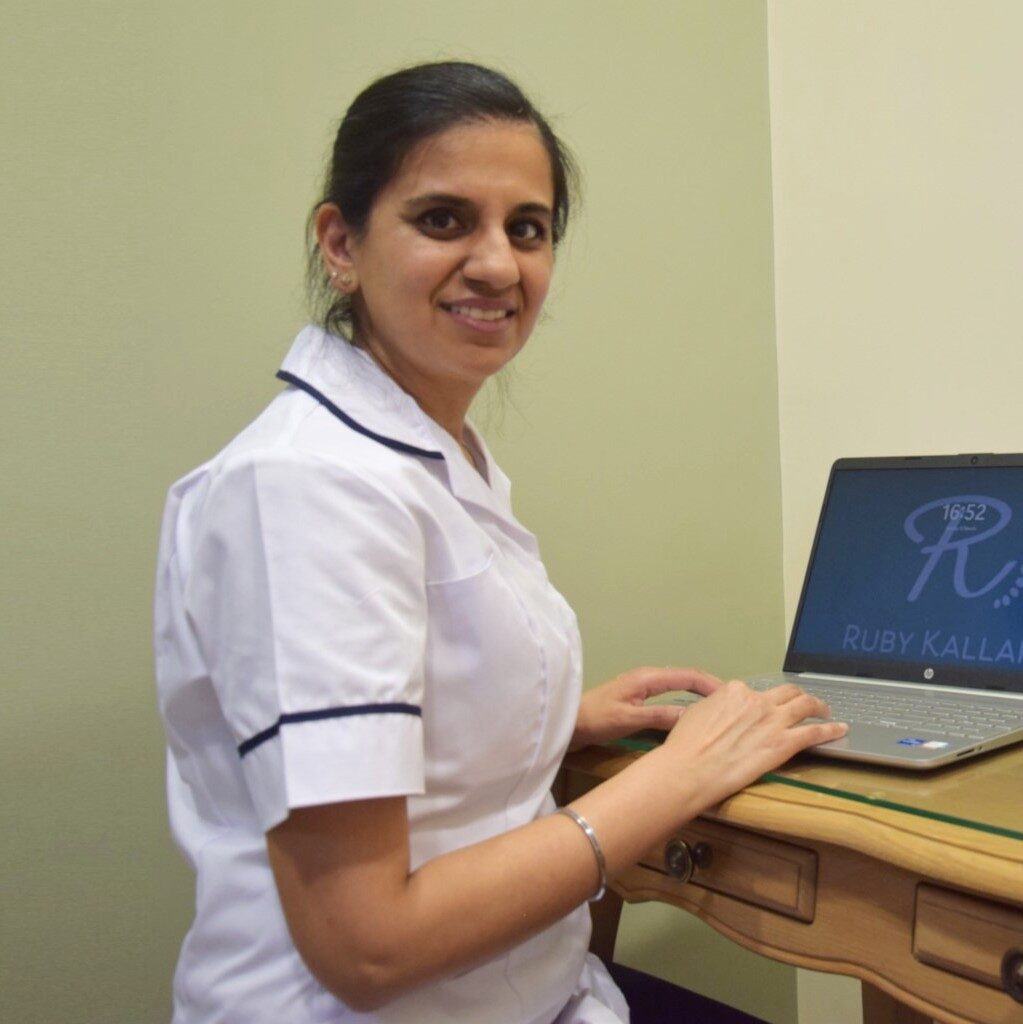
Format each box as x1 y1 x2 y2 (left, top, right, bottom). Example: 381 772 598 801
361 338 479 446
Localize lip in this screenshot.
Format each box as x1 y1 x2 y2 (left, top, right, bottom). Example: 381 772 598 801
439 298 518 333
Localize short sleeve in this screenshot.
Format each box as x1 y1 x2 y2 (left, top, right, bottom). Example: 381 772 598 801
184 452 427 831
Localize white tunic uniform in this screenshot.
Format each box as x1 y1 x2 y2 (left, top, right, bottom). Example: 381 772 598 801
154 325 628 1023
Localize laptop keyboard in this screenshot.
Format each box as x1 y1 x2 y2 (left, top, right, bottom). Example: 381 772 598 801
747 678 1023 741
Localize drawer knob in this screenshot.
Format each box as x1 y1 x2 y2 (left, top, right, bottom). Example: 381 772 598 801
664 839 712 883
1003 948 1023 1004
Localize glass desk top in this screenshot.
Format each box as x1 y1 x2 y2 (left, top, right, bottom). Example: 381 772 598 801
615 735 1023 842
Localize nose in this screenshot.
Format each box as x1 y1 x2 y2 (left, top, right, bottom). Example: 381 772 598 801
461 227 519 291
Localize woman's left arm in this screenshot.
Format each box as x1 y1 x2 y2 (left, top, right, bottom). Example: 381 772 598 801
570 666 722 750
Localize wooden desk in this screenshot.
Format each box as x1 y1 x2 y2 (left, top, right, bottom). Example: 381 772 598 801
559 743 1023 1024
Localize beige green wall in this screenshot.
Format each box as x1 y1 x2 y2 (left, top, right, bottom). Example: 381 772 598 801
768 2 1023 1022
2 3 791 1022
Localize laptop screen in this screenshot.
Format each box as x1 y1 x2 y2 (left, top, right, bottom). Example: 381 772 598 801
786 456 1023 693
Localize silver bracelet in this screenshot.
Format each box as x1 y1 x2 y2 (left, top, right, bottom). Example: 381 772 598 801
557 807 607 902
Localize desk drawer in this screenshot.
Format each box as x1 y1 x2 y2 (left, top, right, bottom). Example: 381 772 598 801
913 884 1023 991
638 819 818 922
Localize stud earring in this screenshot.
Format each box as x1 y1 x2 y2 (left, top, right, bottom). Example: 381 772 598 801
339 272 353 287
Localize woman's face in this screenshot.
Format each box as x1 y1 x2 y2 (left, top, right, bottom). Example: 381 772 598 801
324 120 556 419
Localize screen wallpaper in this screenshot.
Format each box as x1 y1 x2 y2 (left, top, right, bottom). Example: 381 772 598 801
792 467 1023 678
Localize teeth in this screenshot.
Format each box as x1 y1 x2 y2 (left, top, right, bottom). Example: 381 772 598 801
448 305 510 321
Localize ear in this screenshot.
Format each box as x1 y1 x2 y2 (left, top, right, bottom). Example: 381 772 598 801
314 203 359 292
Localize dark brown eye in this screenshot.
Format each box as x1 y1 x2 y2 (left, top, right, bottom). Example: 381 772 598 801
508 218 547 243
418 209 462 233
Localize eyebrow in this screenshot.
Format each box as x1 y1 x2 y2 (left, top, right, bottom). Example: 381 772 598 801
403 193 553 219
514 202 554 220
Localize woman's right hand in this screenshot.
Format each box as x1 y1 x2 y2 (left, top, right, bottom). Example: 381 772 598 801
658 680 847 808
266 682 845 1012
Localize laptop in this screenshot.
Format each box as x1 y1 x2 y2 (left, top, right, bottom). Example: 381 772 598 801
656 454 1023 769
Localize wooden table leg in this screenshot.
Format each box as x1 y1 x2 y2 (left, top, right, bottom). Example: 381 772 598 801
588 888 624 966
862 982 934 1023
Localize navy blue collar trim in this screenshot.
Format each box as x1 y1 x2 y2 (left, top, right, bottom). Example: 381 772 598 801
276 370 444 460
238 702 422 758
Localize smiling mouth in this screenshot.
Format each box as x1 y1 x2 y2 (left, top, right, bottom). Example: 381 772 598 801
441 303 515 322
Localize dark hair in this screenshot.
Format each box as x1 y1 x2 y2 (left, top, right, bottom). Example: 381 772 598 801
307 61 578 340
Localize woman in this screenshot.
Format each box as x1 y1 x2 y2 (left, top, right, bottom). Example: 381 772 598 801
154 61 845 1024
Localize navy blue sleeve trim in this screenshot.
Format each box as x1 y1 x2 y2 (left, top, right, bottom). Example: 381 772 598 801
238 702 423 758
276 370 444 460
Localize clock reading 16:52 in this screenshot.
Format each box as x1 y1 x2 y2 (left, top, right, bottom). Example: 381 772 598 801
942 502 988 522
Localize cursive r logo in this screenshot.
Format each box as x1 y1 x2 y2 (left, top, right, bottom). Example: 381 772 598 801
904 495 1017 603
